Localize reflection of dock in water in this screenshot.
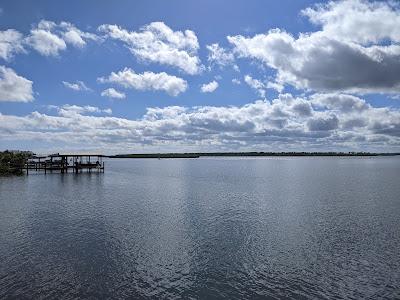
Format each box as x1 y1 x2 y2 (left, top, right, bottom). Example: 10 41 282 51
26 154 105 174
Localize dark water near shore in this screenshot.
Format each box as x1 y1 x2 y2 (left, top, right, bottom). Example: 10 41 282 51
1 157 399 299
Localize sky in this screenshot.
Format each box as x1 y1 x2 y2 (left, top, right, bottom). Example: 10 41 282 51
0 0 400 154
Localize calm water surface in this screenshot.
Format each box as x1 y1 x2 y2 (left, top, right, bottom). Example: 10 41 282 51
0 157 399 299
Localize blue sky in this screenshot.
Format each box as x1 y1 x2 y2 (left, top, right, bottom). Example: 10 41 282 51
1 0 400 153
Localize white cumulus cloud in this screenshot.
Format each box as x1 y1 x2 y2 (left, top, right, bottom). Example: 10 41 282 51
98 67 188 96
99 22 202 74
302 0 400 44
244 75 284 97
201 80 219 93
207 43 235 67
26 20 98 56
244 75 266 97
0 29 25 60
62 80 91 92
26 28 66 56
228 0 400 94
101 88 126 99
0 66 33 102
232 78 241 85
1 93 400 152
57 104 112 116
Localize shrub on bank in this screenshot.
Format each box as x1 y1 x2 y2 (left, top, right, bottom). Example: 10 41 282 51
0 151 33 176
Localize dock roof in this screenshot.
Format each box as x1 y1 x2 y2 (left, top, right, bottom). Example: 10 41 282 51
48 154 107 157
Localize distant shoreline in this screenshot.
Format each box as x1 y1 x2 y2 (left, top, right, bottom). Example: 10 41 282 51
109 152 400 159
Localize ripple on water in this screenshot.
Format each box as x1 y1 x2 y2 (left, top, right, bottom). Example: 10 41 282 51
0 157 400 299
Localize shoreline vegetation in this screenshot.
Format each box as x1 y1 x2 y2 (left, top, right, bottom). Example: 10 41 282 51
110 152 400 159
0 151 33 176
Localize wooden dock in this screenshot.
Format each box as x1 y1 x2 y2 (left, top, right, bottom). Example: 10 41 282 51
26 154 105 174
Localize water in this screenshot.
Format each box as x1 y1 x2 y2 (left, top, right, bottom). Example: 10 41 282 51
0 157 399 299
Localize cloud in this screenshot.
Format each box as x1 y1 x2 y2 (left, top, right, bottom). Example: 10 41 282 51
1 93 400 152
57 104 112 116
310 93 369 113
62 80 91 92
266 81 284 93
58 21 98 47
200 80 219 93
27 28 66 56
0 66 33 102
244 75 266 97
26 20 98 56
99 22 202 74
307 114 339 131
101 88 126 99
0 29 25 60
228 0 400 94
302 0 400 44
98 67 187 96
207 43 235 67
232 78 241 85
244 75 284 97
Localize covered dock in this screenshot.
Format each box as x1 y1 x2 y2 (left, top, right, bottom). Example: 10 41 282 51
26 154 105 174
